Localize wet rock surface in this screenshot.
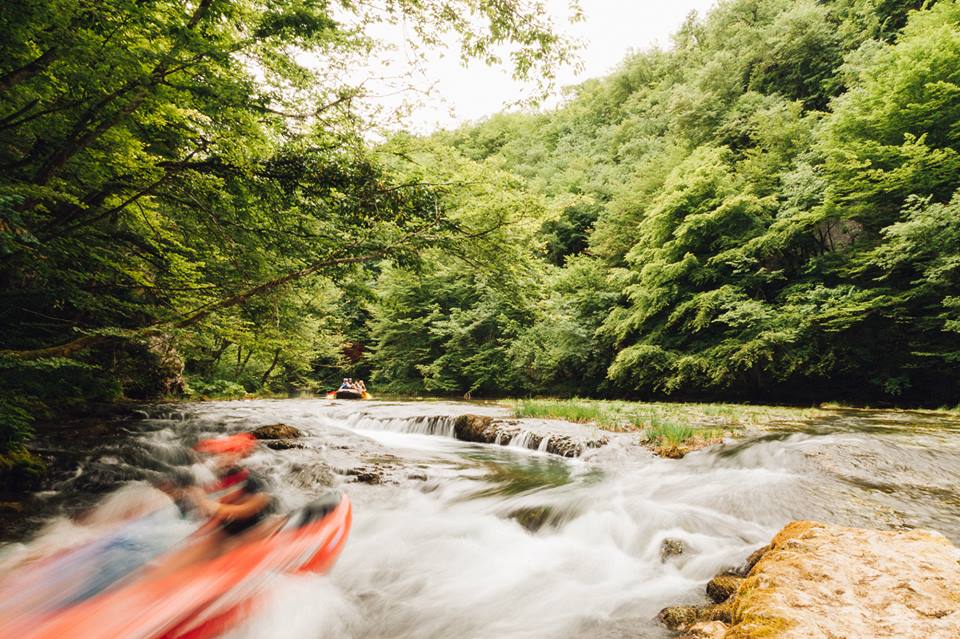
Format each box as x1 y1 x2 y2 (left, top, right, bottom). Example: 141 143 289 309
684 621 727 639
657 602 732 629
452 414 609 457
705 573 742 604
665 520 960 639
660 537 686 562
251 423 302 440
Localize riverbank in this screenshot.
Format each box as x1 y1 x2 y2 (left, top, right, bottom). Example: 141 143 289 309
507 398 829 458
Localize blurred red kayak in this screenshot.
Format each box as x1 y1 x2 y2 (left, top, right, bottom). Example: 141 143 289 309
7 492 351 639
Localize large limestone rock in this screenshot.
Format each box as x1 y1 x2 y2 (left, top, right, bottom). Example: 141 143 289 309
674 520 960 639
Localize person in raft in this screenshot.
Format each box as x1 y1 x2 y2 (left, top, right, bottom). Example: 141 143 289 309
151 433 276 576
338 378 352 391
192 433 276 536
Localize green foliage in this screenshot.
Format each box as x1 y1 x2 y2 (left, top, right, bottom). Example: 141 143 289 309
0 0 580 462
0 397 45 488
643 420 696 448
539 203 601 266
505 397 825 433
513 399 607 424
186 378 249 400
365 0 960 406
4 0 960 450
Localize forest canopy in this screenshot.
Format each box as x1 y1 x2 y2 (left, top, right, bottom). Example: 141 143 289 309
3 0 960 477
365 0 960 404
0 0 577 474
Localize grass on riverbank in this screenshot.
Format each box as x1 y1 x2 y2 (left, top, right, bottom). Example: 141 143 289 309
509 398 826 457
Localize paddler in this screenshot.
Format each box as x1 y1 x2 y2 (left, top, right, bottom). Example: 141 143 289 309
148 433 277 577
191 433 276 537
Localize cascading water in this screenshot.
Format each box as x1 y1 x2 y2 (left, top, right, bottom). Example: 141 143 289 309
3 399 960 638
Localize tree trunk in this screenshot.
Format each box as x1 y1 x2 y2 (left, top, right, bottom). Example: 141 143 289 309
237 347 253 376
260 348 282 388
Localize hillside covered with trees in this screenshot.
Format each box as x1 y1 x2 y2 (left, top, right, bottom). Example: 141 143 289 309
368 0 960 404
3 0 960 478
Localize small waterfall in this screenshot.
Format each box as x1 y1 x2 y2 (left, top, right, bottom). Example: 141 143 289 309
537 435 551 453
340 413 457 438
508 430 541 451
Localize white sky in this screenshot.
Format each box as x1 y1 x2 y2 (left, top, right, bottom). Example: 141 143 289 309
362 0 719 133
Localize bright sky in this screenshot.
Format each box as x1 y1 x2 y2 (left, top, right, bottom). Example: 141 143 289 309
367 0 719 133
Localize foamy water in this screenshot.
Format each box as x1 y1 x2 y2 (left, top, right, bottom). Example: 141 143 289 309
5 399 960 638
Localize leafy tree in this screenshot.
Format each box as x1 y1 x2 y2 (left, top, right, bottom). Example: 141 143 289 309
0 0 579 476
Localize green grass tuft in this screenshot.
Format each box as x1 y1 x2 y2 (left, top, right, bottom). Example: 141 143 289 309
644 419 695 446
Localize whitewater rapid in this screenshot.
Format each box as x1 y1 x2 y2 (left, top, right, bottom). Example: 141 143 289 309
4 399 960 638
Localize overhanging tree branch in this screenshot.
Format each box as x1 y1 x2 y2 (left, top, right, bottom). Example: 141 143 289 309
1 248 398 360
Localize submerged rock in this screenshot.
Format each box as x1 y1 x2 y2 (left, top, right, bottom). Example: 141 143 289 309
287 462 335 489
508 506 555 532
669 520 960 639
344 467 384 484
264 440 303 451
660 537 686 562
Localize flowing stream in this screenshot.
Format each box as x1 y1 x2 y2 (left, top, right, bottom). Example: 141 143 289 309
3 399 960 638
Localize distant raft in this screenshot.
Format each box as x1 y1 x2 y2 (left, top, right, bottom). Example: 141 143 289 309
326 389 370 400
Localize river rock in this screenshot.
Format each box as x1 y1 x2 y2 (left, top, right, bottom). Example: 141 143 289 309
508 505 555 532
660 537 686 562
264 440 303 450
451 414 608 458
344 467 384 484
287 462 335 489
739 543 770 575
705 573 742 603
544 433 609 458
453 414 494 442
657 601 732 630
682 621 727 639
687 520 960 639
251 423 302 439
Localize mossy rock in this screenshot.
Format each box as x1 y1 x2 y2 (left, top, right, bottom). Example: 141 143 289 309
0 446 47 491
509 506 555 532
657 601 732 630
706 573 744 603
657 605 705 629
657 444 688 459
265 440 303 450
660 537 686 562
251 423 302 439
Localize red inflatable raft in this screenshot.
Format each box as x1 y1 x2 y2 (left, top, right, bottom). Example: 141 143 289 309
9 492 351 639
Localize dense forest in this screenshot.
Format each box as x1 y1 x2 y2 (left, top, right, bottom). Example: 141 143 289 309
370 0 960 404
3 0 960 478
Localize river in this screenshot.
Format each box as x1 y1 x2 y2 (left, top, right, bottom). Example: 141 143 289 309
3 399 960 638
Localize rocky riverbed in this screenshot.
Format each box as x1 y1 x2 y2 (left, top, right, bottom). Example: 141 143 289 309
3 399 960 638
